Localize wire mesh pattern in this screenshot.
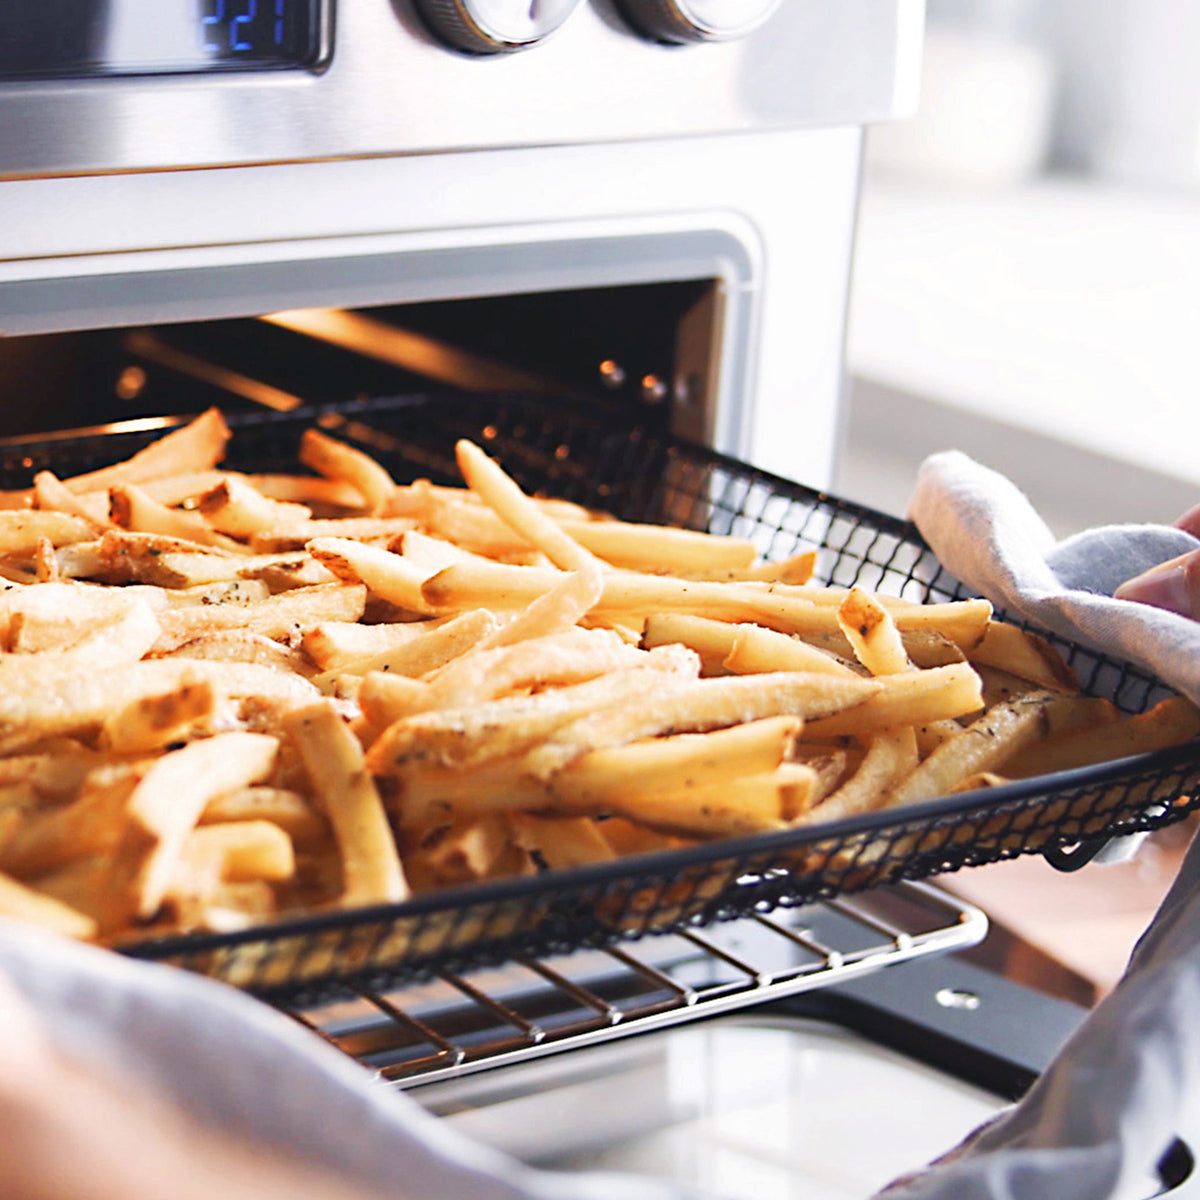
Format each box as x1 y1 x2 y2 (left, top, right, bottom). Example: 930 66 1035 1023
5 394 1199 1002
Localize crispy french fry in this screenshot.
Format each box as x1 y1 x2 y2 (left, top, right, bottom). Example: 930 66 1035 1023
1003 696 1200 778
969 621 1080 692
284 701 408 906
308 536 437 615
182 820 296 883
300 427 398 515
100 677 217 754
196 475 312 539
528 671 880 778
0 507 101 553
60 409 231 496
455 439 602 574
109 482 246 553
798 727 919 826
0 870 98 939
200 786 329 846
881 692 1066 808
837 587 911 676
802 663 985 741
115 731 280 919
722 621 860 678
510 814 617 870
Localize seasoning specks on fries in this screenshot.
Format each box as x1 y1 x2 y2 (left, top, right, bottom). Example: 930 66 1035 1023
0 409 1195 944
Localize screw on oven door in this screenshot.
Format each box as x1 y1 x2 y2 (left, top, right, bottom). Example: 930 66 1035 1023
935 987 981 1011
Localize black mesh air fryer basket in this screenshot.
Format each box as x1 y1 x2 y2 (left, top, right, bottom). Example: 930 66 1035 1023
4 393 1198 1003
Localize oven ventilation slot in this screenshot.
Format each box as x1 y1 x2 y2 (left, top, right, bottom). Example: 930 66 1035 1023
279 882 985 1089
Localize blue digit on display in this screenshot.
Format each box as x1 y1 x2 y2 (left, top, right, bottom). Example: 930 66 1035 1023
231 0 257 51
276 0 285 46
200 0 225 52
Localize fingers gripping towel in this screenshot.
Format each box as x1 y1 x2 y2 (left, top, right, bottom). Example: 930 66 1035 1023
909 451 1200 706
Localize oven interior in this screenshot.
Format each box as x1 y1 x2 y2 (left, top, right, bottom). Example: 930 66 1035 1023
0 280 718 444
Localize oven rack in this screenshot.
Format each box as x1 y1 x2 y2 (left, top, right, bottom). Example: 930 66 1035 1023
279 882 986 1088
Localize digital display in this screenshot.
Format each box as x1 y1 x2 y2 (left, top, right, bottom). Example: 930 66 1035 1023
0 0 326 80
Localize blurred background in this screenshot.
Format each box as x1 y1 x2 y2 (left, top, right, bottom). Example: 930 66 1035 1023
840 0 1200 538
842 0 1200 1003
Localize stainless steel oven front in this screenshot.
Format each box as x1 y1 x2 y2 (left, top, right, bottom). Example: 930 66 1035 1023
0 0 920 488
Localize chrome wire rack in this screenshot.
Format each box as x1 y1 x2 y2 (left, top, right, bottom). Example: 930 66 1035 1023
278 882 986 1087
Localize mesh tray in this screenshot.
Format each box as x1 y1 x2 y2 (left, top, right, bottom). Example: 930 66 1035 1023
5 394 1199 1003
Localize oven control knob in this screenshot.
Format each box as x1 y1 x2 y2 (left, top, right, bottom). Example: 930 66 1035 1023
414 0 585 53
615 0 780 43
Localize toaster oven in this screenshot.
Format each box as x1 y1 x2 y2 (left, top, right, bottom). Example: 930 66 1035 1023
6 3 1183 1196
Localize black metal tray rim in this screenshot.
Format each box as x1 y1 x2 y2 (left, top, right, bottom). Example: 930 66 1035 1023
115 735 1200 962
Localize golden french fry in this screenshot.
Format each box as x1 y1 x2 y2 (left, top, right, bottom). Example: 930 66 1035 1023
528 671 880 778
473 567 603 650
0 870 98 939
283 701 408 906
549 716 803 811
117 732 279 919
837 586 912 676
367 653 701 775
301 618 437 671
1003 695 1200 778
510 814 617 871
556 518 756 574
969 621 1079 693
722 621 859 678
802 663 985 741
798 726 919 826
881 692 1068 808
455 439 602 574
300 427 397 515
60 408 231 496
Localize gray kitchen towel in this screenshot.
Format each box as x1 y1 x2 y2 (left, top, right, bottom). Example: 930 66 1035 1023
0 921 694 1200
908 449 1200 705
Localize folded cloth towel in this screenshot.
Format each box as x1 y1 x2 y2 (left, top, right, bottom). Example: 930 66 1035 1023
0 921 695 1200
874 451 1200 1199
908 450 1200 706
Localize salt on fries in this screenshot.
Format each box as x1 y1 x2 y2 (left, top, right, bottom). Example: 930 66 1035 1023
0 407 1196 945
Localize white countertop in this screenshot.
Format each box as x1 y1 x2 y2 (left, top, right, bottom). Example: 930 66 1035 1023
846 178 1200 488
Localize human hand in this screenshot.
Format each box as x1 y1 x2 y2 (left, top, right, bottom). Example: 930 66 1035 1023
1113 506 1200 619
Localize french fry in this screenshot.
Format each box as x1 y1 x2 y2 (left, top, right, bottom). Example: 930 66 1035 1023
1002 696 1200 778
881 692 1066 808
200 786 329 846
182 820 296 883
109 482 246 552
115 731 279 919
473 567 603 650
549 716 803 811
0 870 98 939
528 671 881 778
802 663 985 741
722 621 860 678
308 536 437 615
798 727 919 826
0 507 101 552
59 408 231 496
300 427 398 515
968 621 1080 692
837 587 912 676
100 677 217 754
284 701 408 905
301 618 438 671
455 439 602 574
196 475 313 540
510 814 617 870
556 518 756 574
151 582 367 654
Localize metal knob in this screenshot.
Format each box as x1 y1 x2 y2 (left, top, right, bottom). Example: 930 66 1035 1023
414 0 585 54
614 0 781 44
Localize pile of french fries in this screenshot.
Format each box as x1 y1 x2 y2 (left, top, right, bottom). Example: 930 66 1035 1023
0 407 1197 946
